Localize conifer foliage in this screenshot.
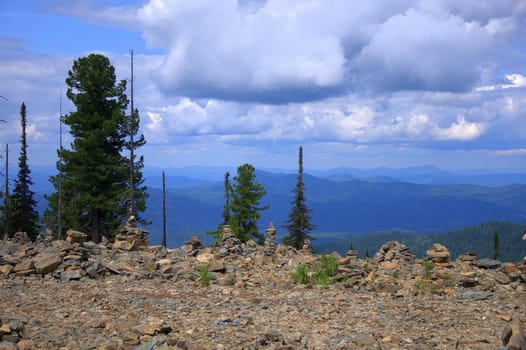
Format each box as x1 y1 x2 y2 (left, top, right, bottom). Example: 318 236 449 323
45 54 146 243
283 145 316 249
8 103 39 240
228 164 268 244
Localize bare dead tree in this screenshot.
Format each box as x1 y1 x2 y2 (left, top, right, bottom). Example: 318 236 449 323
162 170 167 248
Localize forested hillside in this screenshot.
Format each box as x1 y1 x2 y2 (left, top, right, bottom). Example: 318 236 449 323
315 221 526 262
141 170 526 250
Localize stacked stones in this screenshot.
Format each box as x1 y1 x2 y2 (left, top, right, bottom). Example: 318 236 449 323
370 241 416 294
183 236 203 257
373 241 415 268
263 223 277 256
457 251 478 266
12 232 30 244
337 244 364 287
114 216 149 250
426 243 451 267
221 225 243 255
302 239 312 254
65 229 87 244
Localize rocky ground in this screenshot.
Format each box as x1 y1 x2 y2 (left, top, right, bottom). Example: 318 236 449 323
1 226 526 350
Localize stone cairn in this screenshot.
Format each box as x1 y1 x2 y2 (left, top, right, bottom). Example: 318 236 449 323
184 236 203 257
113 216 149 250
345 243 360 262
12 232 30 244
66 229 87 244
426 243 451 267
373 241 415 269
336 242 364 285
221 225 243 255
302 239 312 254
263 223 277 256
457 251 478 266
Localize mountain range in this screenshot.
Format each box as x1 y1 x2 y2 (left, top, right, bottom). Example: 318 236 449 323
137 166 526 249
30 165 526 256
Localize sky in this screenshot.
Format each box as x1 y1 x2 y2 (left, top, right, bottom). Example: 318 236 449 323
1 0 526 173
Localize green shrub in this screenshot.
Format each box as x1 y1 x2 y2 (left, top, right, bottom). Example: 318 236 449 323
199 265 214 287
292 264 310 284
423 259 434 279
317 254 339 276
292 254 340 285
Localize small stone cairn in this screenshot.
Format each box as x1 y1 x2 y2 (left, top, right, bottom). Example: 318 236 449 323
66 229 87 244
222 225 243 255
457 251 478 266
12 232 30 244
113 216 149 250
263 223 277 256
426 243 451 267
373 241 415 269
302 239 312 254
184 236 203 257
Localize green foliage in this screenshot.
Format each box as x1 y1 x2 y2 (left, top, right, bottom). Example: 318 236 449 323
8 103 39 240
206 224 223 244
313 254 339 285
44 54 147 242
222 172 230 225
493 229 500 260
283 146 316 249
292 264 310 284
228 164 268 244
199 265 214 287
417 280 437 292
422 259 434 279
292 254 339 285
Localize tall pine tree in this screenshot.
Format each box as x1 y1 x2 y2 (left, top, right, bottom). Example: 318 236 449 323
283 145 315 249
228 164 268 244
44 54 146 243
222 171 230 225
9 103 39 240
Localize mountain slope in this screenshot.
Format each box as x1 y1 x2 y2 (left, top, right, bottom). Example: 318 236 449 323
143 170 526 247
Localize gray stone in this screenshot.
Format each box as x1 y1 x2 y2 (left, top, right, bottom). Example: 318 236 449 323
477 258 502 269
61 270 82 281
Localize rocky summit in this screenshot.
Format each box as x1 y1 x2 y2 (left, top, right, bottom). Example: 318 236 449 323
1 228 526 350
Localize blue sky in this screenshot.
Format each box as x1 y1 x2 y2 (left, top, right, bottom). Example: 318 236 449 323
1 0 526 172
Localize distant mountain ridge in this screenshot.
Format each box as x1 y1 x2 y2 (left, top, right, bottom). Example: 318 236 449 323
140 168 526 248
30 165 526 250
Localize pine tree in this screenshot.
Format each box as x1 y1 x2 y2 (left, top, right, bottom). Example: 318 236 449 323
205 172 231 244
493 229 500 260
9 103 39 240
44 54 146 243
222 171 230 225
283 145 316 249
228 164 268 244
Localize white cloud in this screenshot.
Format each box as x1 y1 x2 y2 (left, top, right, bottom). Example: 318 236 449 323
433 116 485 141
2 1 526 170
476 73 526 91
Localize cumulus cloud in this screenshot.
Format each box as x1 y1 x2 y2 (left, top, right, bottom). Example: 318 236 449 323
131 0 526 103
3 0 526 169
476 74 526 91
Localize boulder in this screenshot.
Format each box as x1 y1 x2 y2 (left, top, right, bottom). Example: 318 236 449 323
14 259 34 274
34 253 61 274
